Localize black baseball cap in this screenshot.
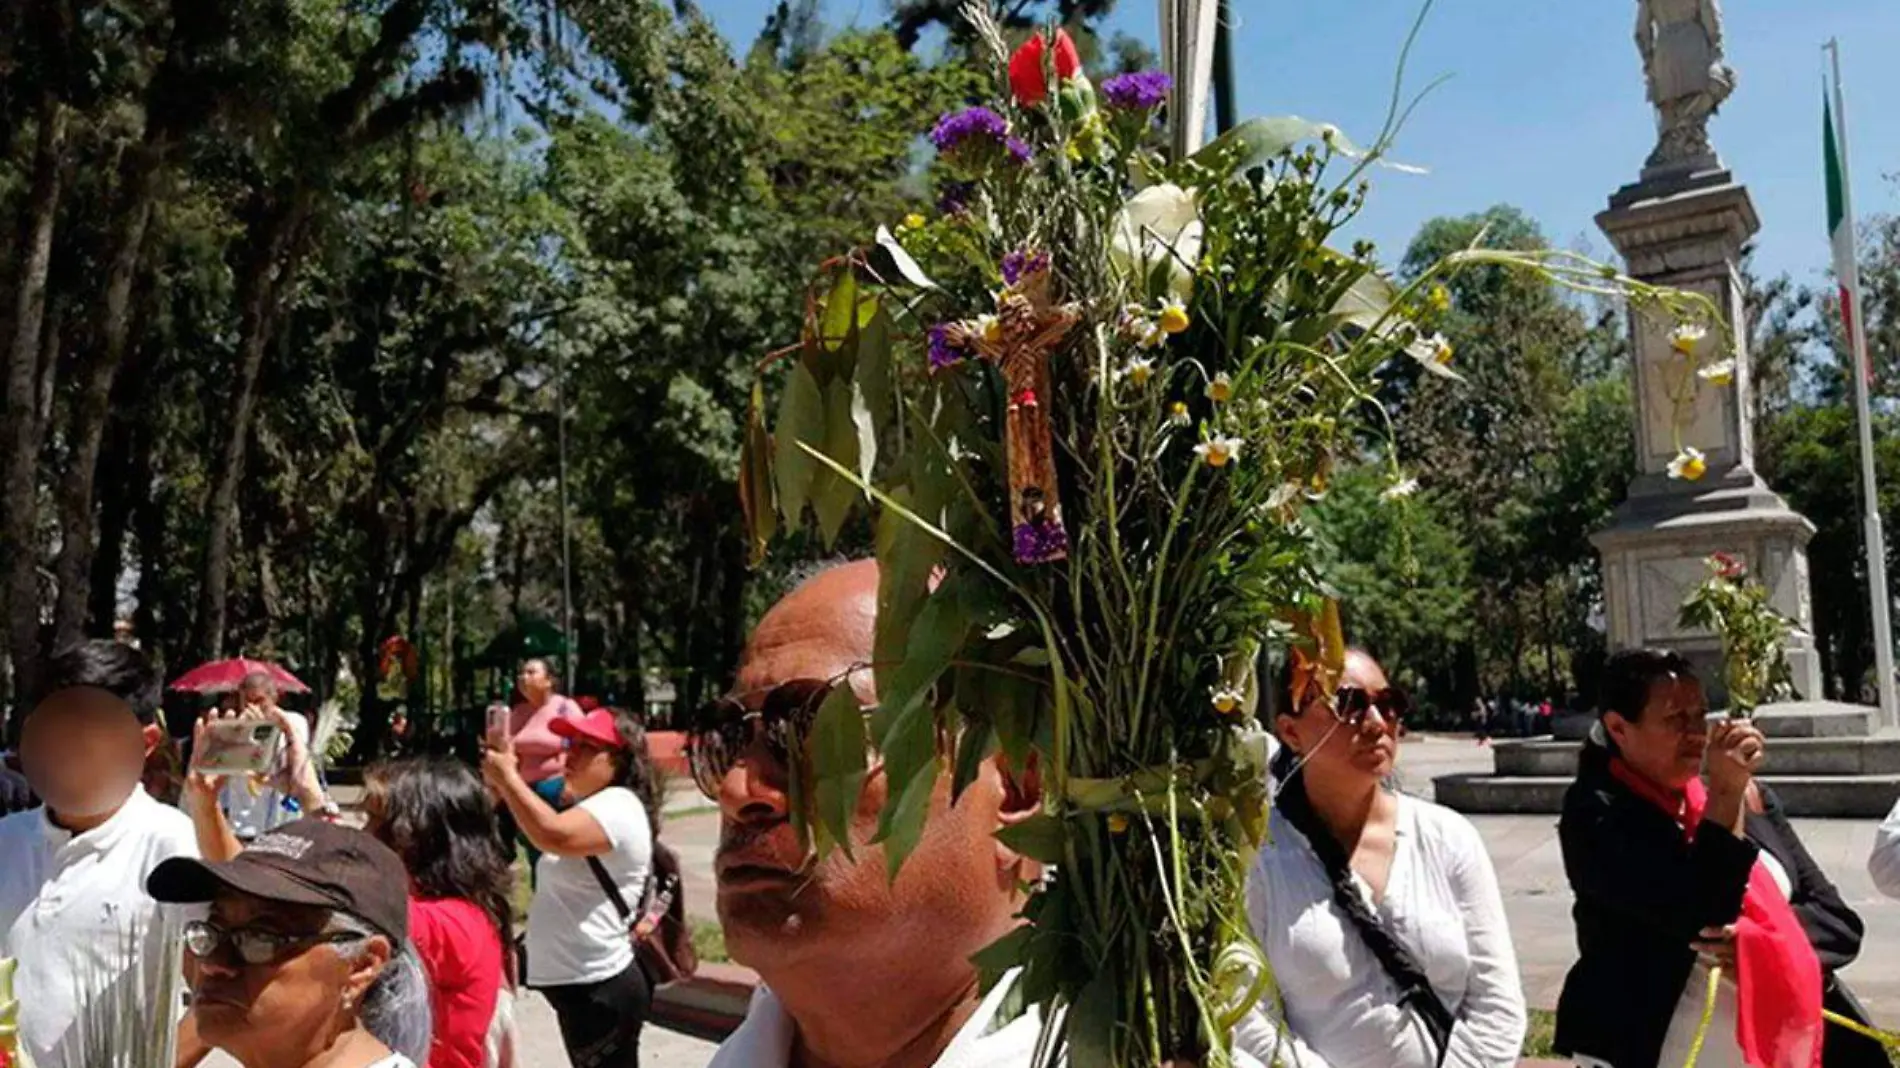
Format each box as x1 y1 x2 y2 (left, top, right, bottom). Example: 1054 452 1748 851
147 819 410 944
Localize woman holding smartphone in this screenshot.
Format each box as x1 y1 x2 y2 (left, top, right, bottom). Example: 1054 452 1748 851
483 706 654 1067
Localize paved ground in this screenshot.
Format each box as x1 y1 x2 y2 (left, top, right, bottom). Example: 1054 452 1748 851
258 736 1900 1065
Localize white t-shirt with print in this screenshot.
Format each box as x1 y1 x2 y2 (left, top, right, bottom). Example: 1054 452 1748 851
525 786 652 987
0 787 198 1068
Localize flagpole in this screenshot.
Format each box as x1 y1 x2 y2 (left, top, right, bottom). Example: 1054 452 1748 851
1826 39 1898 725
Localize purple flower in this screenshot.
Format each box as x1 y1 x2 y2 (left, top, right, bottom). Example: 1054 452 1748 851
1102 71 1174 111
927 324 963 370
1001 249 1050 287
1012 517 1070 565
1006 137 1033 163
938 181 976 215
930 106 1011 153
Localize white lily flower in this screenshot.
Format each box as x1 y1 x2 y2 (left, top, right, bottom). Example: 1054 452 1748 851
1381 477 1420 501
1111 183 1204 301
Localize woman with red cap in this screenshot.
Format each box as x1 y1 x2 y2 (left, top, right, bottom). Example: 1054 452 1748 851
482 706 656 1067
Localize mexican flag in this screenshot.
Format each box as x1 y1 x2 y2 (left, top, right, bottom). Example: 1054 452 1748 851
1824 91 1873 384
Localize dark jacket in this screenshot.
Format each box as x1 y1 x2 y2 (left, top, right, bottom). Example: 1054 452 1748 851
0 763 32 816
1554 744 1884 1068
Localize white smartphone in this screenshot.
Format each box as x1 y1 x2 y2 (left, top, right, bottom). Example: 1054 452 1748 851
1705 711 1732 727
194 719 284 776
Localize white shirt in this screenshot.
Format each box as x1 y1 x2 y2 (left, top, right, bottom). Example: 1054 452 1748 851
1650 851 1793 1068
1235 793 1526 1068
0 787 198 1068
525 786 652 986
707 968 1044 1068
219 709 312 840
1869 797 1900 899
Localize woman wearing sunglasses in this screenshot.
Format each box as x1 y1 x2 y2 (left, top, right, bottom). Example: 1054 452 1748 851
1235 648 1526 1068
149 820 432 1068
482 706 656 1068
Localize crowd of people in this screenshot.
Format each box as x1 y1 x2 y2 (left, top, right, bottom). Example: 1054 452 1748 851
2 561 1899 1068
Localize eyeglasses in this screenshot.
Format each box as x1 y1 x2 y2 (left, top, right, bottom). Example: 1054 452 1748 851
1328 686 1412 728
183 919 364 967
685 675 876 800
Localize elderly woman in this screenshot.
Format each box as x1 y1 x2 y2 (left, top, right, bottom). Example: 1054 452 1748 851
1554 649 1884 1068
1235 649 1526 1068
484 706 655 1067
149 820 432 1068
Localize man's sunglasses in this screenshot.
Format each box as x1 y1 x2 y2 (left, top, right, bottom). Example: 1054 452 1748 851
1330 685 1412 728
685 675 876 800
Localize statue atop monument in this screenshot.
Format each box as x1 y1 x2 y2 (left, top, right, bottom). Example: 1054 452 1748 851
1635 0 1736 172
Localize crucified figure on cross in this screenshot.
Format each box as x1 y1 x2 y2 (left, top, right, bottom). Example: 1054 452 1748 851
945 259 1079 564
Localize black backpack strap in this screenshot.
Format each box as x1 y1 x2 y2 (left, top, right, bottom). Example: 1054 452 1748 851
586 856 635 926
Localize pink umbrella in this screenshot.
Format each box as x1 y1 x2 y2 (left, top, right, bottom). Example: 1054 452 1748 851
169 658 310 695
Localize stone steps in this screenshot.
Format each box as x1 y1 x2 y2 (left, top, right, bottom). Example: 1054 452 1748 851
1435 771 1900 818
1493 735 1900 778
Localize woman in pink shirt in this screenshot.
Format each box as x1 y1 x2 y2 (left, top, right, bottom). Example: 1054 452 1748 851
508 658 581 806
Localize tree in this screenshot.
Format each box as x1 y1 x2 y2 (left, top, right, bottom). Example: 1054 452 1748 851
1308 467 1473 714
1389 205 1611 700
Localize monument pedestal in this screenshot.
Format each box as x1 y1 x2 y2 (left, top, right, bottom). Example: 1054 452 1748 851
1433 171 1891 817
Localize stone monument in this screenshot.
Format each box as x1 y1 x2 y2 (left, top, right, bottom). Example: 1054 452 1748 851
1434 0 1900 816
1594 0 1823 704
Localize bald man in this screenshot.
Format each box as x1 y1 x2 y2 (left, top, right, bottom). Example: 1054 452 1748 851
698 560 1046 1068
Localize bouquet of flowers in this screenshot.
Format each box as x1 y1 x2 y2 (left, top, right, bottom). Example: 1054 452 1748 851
1679 552 1795 714
739 4 1723 1063
0 958 33 1068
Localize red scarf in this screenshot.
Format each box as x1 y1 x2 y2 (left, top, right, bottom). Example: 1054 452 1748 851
1610 758 1823 1068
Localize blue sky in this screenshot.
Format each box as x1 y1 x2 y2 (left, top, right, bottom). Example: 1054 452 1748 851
698 1 1900 288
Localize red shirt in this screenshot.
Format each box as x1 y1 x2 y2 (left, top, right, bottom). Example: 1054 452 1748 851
410 897 504 1068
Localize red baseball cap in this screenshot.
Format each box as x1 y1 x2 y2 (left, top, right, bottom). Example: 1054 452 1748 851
551 708 626 750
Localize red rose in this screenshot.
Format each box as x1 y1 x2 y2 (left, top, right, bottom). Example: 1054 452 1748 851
1009 29 1082 106
1711 551 1745 579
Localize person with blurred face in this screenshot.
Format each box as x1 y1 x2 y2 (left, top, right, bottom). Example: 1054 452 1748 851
483 706 654 1066
690 560 1047 1068
1235 648 1525 1068
0 641 198 1068
1555 649 1883 1068
507 658 582 808
148 819 433 1068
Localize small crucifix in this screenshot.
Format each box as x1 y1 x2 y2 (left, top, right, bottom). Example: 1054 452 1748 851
947 260 1079 564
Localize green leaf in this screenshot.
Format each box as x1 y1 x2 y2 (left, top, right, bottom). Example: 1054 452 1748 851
774 362 826 525
810 378 863 547
969 925 1032 986
880 753 939 881
849 378 877 488
1190 115 1347 175
1066 968 1121 1068
951 720 995 802
739 380 778 566
881 586 967 725
993 811 1067 865
856 308 895 431
820 271 859 352
809 684 869 862
875 487 944 682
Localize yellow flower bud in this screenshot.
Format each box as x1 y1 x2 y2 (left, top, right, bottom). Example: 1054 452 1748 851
1159 302 1190 335
1107 812 1131 835
1206 373 1233 404
903 213 927 231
